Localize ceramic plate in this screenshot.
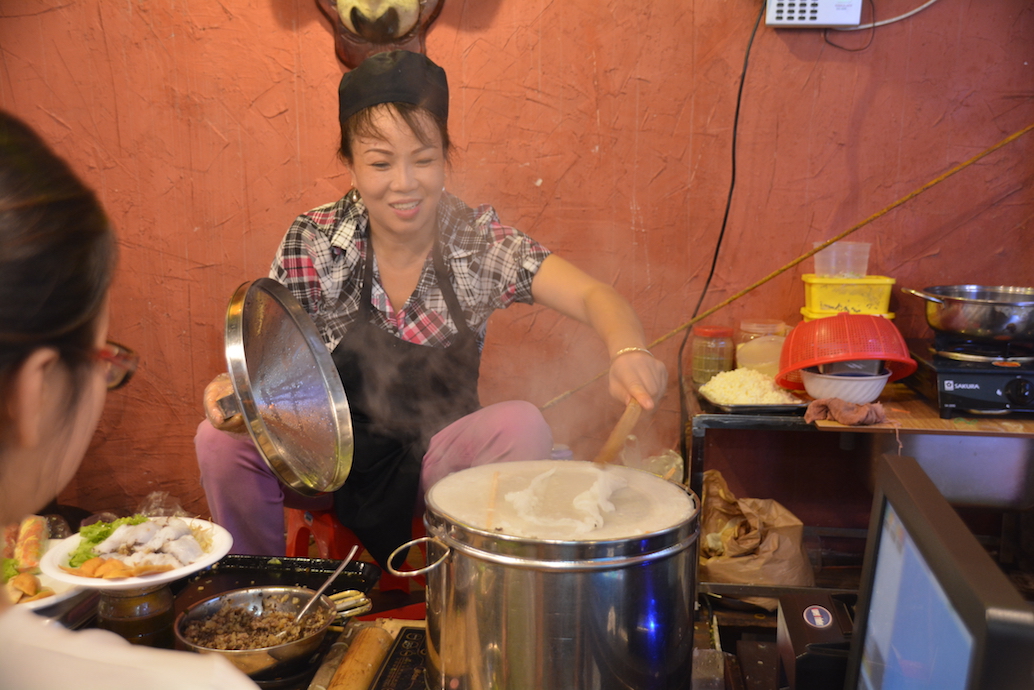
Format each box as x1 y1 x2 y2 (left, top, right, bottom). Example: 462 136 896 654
39 518 232 590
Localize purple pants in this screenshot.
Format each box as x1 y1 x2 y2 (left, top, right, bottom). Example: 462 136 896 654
195 401 554 555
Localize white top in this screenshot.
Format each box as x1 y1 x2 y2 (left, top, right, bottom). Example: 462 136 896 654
427 460 696 541
0 604 258 690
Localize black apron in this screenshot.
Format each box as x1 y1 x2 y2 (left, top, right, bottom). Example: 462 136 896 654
330 237 481 568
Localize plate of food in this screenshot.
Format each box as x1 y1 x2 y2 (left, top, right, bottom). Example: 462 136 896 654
4 515 83 609
697 368 810 415
11 548 85 610
40 516 232 590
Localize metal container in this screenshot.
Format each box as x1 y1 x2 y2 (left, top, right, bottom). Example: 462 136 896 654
866 434 1034 509
174 585 337 677
391 460 699 690
902 285 1034 341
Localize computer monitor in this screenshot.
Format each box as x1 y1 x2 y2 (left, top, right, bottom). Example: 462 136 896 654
844 454 1034 690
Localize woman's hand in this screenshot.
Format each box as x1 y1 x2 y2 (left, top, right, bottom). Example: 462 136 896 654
608 349 669 410
203 373 248 434
531 255 670 410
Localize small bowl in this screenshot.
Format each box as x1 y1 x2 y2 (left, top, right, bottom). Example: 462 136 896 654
800 368 891 404
175 586 336 678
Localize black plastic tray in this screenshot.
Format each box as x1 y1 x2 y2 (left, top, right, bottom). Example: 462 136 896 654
173 554 379 611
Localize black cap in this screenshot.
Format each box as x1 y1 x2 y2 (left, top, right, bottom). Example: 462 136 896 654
338 50 449 126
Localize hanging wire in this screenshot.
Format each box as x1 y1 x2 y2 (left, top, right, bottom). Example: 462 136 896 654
824 0 876 51
826 0 946 49
673 3 767 473
842 0 944 30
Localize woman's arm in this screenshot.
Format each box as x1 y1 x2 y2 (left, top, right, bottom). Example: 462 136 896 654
530 254 668 409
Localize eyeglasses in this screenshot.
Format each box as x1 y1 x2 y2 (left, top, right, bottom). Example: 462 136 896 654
94 341 139 390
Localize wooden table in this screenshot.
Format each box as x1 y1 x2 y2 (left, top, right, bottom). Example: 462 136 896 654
687 383 1034 500
811 383 1034 437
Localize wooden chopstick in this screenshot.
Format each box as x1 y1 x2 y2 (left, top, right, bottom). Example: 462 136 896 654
593 400 642 465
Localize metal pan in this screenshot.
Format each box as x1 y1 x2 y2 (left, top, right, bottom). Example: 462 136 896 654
902 285 1034 341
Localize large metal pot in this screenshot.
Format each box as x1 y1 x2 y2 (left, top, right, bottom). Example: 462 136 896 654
902 285 1034 341
390 460 699 690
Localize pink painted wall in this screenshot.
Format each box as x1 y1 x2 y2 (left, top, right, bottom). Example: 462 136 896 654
2 1 1032 517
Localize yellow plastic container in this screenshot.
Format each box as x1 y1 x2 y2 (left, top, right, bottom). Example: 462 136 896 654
801 306 895 322
802 274 895 315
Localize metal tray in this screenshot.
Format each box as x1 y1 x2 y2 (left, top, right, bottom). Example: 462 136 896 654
697 390 809 416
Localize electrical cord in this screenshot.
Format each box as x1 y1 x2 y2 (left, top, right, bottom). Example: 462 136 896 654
841 0 943 30
825 0 945 51
824 0 875 51
675 2 766 474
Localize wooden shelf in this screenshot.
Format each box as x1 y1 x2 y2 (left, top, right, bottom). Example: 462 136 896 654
810 383 1034 437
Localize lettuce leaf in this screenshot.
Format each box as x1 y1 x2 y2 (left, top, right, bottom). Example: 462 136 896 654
68 515 148 568
1 558 17 584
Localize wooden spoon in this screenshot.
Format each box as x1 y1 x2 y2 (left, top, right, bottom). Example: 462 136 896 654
593 399 642 465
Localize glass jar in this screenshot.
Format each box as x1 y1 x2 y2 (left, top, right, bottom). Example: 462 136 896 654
735 319 787 378
692 326 735 385
96 584 175 648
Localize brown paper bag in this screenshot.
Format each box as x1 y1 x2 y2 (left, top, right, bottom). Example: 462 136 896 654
698 469 814 610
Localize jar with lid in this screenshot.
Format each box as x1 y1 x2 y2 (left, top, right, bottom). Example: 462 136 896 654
735 319 787 378
691 326 735 385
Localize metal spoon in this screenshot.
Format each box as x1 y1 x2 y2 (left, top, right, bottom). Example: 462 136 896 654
283 544 359 635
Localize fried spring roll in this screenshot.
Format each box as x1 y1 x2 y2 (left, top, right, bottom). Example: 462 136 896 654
14 515 48 572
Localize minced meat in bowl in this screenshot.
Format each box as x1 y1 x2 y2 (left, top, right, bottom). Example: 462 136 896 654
176 586 336 675
182 595 331 649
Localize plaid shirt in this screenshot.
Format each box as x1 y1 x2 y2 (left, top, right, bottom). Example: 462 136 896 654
270 191 551 352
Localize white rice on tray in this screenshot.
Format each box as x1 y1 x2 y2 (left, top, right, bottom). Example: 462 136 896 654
698 368 800 405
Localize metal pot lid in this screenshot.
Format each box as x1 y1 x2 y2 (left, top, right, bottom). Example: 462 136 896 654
224 278 353 496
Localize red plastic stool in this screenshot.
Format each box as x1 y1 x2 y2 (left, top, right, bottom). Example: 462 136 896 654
284 507 426 592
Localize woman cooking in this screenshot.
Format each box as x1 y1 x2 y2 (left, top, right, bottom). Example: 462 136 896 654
0 111 259 688
195 51 668 568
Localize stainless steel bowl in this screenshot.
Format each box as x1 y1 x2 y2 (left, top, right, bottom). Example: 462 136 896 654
902 285 1034 341
174 585 336 677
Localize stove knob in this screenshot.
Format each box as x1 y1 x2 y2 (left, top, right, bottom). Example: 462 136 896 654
1004 377 1034 406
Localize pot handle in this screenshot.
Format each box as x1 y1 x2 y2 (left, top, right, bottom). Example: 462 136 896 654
901 287 944 304
386 536 449 578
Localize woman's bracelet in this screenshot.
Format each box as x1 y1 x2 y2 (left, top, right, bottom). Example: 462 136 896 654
611 346 654 362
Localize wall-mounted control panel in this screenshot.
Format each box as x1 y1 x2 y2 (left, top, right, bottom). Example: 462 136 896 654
766 1 863 28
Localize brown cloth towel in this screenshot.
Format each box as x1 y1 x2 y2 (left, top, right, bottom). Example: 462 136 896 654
805 398 888 425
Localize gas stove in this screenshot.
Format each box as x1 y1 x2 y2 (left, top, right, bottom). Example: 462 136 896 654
904 336 1034 419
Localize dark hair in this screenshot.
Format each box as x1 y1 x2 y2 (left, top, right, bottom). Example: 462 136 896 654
0 111 116 397
338 102 451 165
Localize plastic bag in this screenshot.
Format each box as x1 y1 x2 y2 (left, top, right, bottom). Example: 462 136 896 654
698 469 814 610
136 491 191 518
619 436 684 481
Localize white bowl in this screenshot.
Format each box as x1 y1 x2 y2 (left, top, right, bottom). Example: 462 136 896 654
799 368 890 404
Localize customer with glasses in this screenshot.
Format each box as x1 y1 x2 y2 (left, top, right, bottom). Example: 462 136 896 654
0 111 258 689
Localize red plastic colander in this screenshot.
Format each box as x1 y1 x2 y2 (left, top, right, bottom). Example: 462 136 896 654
776 313 917 390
